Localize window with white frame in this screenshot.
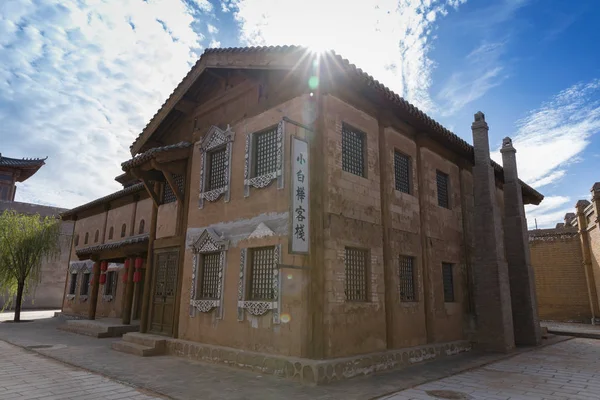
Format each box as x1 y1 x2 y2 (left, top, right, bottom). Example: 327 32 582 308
198 125 235 208
190 228 228 317
237 244 281 323
243 121 284 196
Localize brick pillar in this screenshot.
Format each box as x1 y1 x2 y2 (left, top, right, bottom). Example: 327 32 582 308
471 111 515 352
576 198 600 324
500 137 541 346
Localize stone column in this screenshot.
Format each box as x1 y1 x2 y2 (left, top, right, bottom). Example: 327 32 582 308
471 111 515 352
576 199 600 324
500 137 541 346
122 257 136 325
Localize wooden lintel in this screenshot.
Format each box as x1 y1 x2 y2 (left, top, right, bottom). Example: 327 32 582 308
152 159 186 176
153 235 182 250
173 97 198 114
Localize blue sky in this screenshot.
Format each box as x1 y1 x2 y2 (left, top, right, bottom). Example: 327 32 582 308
1 0 599 227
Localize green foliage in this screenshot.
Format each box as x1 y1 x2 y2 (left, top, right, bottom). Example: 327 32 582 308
0 210 61 315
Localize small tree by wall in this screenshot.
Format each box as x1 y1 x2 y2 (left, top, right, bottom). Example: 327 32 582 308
0 210 61 322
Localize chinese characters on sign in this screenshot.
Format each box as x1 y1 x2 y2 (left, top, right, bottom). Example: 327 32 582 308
291 137 309 253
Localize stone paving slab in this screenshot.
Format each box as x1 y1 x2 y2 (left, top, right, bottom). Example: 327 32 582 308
542 321 600 339
0 340 164 400
381 338 600 400
0 314 570 400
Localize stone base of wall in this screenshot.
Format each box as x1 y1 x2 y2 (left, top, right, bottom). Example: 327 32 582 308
165 339 471 385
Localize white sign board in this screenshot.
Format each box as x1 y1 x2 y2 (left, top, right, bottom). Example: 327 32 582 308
290 137 309 254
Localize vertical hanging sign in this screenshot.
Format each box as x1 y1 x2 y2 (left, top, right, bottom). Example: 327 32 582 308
290 137 309 254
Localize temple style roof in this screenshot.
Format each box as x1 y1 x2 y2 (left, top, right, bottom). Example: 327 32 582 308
0 153 47 182
61 183 145 219
121 141 191 171
128 45 543 205
76 234 149 257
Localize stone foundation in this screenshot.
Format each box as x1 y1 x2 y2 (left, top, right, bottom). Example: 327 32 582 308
165 339 471 385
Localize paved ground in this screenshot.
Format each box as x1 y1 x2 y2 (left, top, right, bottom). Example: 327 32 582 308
382 338 600 400
0 312 595 400
542 321 600 339
0 340 164 400
0 309 58 322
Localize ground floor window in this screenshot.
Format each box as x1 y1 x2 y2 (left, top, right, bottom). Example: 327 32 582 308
398 255 416 302
345 247 368 302
80 272 90 296
442 263 455 302
248 246 276 300
68 273 77 295
104 271 117 296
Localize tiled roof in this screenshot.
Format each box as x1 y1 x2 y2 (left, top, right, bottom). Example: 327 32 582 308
121 141 191 170
0 154 46 168
529 227 579 241
61 183 145 219
129 45 543 204
76 234 149 257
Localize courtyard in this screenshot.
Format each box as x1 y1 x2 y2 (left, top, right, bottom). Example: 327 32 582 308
0 312 599 399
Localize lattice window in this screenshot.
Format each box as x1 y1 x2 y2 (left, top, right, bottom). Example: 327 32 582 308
249 247 275 301
207 147 227 190
80 273 90 296
442 263 454 302
104 271 117 296
253 127 278 177
436 170 450 209
342 124 365 177
394 151 410 194
398 255 416 302
68 273 78 295
197 253 221 299
163 174 185 204
345 247 368 301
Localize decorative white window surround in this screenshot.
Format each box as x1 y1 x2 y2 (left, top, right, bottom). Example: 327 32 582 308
237 245 281 323
243 120 285 197
189 228 228 318
66 294 76 301
198 125 235 208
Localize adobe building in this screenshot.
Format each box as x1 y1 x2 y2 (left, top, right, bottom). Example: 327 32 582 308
0 153 72 309
59 46 544 383
529 182 600 324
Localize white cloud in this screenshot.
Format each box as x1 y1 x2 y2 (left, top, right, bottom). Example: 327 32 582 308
525 195 571 229
231 0 468 113
492 79 600 188
207 23 219 34
0 0 207 208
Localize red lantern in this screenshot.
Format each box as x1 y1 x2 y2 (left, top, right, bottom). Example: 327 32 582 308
124 259 131 269
99 273 107 285
100 261 108 272
133 270 142 283
135 257 143 269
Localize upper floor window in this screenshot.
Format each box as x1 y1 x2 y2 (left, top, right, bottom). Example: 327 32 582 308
344 247 368 302
74 235 79 247
138 219 145 235
207 147 228 191
94 230 99 243
398 255 416 302
442 262 455 302
436 170 450 209
121 224 126 238
394 151 411 194
252 127 278 178
108 227 114 240
342 124 365 177
84 232 89 245
199 125 235 208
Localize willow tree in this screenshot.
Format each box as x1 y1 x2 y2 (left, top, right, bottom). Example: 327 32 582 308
0 210 61 322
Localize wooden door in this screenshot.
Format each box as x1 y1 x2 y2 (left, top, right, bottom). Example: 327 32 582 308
150 250 179 336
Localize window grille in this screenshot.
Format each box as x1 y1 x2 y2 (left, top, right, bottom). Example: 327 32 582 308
138 220 145 235
345 247 368 301
436 170 450 208
207 147 227 190
80 273 90 296
253 127 278 177
84 232 89 245
198 253 221 299
342 124 365 177
163 174 185 204
108 227 114 240
442 263 454 302
121 224 126 238
68 273 77 295
94 230 99 243
249 247 275 300
105 271 117 296
399 256 416 302
394 152 410 194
